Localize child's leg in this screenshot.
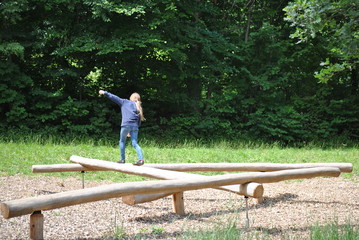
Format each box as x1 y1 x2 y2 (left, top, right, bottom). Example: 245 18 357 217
119 127 130 160
130 129 144 160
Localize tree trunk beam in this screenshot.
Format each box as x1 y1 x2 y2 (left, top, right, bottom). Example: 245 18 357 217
122 192 174 205
141 162 353 173
1 167 340 219
122 183 263 205
32 160 353 173
32 164 96 173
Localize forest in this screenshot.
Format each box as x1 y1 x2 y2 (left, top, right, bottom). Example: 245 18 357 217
1 0 358 144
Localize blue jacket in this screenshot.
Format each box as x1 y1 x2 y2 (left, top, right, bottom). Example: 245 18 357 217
104 91 141 127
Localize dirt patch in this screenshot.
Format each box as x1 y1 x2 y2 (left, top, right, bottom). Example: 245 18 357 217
0 175 358 239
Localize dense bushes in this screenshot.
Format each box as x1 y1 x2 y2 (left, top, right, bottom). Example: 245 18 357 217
1 0 358 144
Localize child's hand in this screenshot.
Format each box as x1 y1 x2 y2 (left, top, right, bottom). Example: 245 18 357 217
127 133 131 137
99 90 105 95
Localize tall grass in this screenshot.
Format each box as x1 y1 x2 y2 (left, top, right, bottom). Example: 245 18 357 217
1 130 358 149
176 219 358 240
179 221 246 240
310 220 359 240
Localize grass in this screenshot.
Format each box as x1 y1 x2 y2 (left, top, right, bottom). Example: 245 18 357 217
310 220 359 240
179 220 246 240
0 136 358 181
175 219 358 240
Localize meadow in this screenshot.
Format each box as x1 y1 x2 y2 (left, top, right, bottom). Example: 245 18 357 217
0 135 357 181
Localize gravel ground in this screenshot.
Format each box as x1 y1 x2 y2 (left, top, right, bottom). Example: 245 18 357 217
0 174 358 239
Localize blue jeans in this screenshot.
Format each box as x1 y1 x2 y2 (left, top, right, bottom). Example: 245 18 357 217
119 126 144 161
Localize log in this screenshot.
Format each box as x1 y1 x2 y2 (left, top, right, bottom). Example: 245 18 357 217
32 164 96 173
32 161 353 173
145 162 353 173
1 167 340 219
122 183 263 205
122 192 173 205
70 156 264 198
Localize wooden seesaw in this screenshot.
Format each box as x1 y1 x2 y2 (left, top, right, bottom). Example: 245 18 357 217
69 156 265 206
32 157 353 205
1 156 352 240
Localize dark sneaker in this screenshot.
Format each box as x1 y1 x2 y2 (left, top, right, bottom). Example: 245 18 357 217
117 160 125 164
132 160 144 166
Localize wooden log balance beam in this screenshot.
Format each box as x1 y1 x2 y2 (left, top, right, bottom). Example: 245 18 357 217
69 156 263 205
122 183 262 206
34 157 352 206
32 162 353 173
1 167 340 219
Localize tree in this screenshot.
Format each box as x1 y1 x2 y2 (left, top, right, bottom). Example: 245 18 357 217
284 0 359 94
1 0 358 142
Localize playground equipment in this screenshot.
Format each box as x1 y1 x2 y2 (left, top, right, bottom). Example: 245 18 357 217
2 166 342 219
1 156 352 240
69 155 264 203
32 158 352 205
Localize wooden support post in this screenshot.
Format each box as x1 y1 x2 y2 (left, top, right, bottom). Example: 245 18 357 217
30 211 44 240
244 196 250 228
172 192 185 216
81 171 85 189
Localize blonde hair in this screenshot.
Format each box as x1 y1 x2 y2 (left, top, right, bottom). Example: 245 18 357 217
130 92 145 121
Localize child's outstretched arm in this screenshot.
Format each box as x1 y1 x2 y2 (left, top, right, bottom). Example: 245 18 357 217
98 90 124 106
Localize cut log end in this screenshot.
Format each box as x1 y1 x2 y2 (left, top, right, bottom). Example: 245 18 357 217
0 203 10 219
122 196 136 205
239 182 264 198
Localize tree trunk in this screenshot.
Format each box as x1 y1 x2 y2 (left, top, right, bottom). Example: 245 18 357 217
351 67 358 95
245 0 255 43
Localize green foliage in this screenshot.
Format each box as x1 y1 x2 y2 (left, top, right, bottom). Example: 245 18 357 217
284 0 359 83
246 106 310 142
0 60 33 127
0 42 24 58
0 0 358 144
293 94 359 140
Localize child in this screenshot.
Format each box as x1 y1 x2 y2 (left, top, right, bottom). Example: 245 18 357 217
99 90 145 166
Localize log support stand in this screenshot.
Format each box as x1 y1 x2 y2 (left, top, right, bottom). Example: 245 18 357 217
244 196 250 228
81 171 85 189
172 192 185 216
30 211 44 240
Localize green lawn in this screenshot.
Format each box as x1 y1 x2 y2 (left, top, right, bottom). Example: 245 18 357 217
0 139 357 182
